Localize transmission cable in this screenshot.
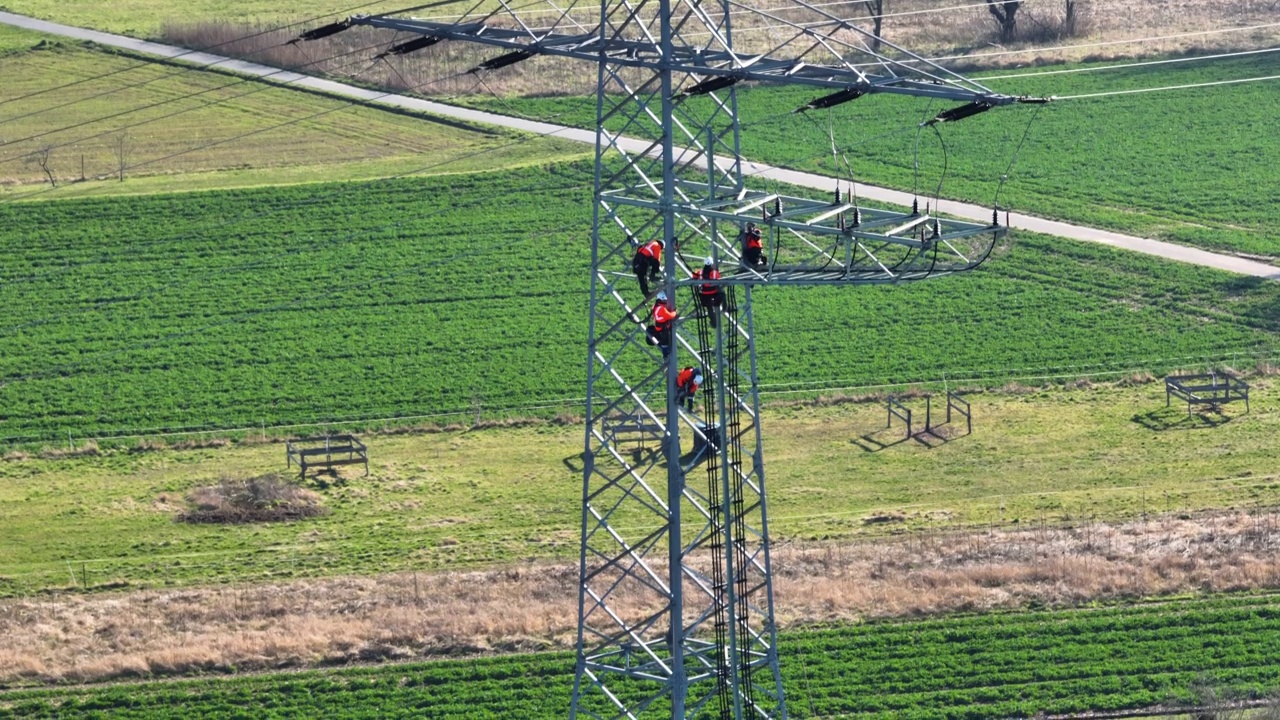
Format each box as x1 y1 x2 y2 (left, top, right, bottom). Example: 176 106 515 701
0 38 389 163
0 47 420 201
0 53 603 322
866 21 1280 69
978 45 1280 82
1052 73 1280 100
0 80 593 334
0 0 470 112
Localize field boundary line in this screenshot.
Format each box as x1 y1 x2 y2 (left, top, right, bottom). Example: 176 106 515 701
2 11 1278 280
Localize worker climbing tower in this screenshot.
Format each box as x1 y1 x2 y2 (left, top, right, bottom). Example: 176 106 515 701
327 3 1043 717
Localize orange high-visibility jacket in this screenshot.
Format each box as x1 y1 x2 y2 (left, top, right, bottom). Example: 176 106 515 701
652 302 678 331
637 240 663 260
745 230 763 250
692 267 720 295
677 367 700 393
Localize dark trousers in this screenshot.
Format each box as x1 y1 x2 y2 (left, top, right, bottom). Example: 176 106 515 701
676 387 695 412
648 325 673 359
698 292 723 327
633 255 660 297
743 247 767 269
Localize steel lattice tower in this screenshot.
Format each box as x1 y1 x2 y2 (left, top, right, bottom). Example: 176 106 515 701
338 4 1040 717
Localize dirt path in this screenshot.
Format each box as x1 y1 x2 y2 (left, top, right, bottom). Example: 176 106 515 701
3 11 1278 280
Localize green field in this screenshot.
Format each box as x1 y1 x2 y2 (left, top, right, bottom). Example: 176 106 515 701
470 53 1280 258
1 161 1277 442
2 384 1276 595
0 40 587 197
3 593 1278 717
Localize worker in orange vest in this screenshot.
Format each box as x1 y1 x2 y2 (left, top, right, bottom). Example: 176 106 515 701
632 237 663 297
690 257 724 327
647 290 679 359
675 366 704 412
741 222 767 269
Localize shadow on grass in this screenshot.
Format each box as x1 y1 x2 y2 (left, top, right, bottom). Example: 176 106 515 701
1132 407 1234 431
854 423 970 452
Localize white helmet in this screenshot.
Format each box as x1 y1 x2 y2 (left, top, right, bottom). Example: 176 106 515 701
656 290 668 302
704 257 714 266
694 372 704 384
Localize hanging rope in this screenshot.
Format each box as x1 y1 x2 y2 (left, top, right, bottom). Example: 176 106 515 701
993 103 1044 211
929 123 950 214
911 100 935 208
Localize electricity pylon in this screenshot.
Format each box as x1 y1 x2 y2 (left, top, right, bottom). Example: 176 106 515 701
328 3 1040 717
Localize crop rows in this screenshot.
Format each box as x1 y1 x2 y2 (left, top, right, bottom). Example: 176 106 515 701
3 594 1279 718
1 162 1277 441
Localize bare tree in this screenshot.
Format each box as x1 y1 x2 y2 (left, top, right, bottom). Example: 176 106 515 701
986 0 1023 43
1063 0 1080 36
32 145 57 187
863 0 885 53
113 132 132 182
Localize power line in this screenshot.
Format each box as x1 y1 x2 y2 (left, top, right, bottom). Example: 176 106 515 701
682 0 1025 39
0 0 467 112
0 40 311 129
0 80 601 371
1053 73 1280 100
873 21 1280 69
977 46 1280 82
0 40 385 166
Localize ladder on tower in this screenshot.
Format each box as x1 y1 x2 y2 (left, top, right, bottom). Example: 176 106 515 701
693 286 758 716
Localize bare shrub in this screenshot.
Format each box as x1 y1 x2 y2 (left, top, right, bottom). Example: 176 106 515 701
179 474 326 524
29 145 57 187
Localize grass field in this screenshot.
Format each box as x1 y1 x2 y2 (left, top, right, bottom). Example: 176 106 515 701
1 383 1276 595
1 161 1277 442
3 593 1279 718
470 53 1280 258
0 40 587 196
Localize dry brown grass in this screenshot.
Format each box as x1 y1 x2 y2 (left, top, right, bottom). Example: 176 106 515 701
179 474 327 523
35 440 99 460
5 510 1280 684
159 0 1280 98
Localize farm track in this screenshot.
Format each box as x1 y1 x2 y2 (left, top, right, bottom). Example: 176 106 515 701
1 11 1277 280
